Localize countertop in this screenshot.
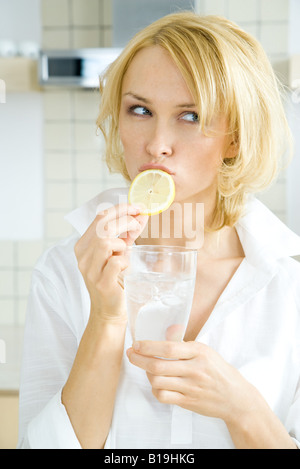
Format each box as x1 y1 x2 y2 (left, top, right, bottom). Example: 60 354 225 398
0 326 24 393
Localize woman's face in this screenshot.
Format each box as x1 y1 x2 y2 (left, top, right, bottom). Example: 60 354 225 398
119 46 235 204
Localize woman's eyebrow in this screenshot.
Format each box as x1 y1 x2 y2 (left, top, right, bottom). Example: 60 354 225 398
123 92 196 108
123 92 151 104
175 103 196 108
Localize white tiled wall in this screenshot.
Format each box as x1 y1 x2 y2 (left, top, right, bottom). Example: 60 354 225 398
196 0 291 221
42 0 126 248
42 0 113 49
0 0 125 326
0 0 296 326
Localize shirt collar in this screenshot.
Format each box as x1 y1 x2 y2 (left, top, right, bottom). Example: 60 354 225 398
64 187 129 236
236 196 300 265
65 188 300 263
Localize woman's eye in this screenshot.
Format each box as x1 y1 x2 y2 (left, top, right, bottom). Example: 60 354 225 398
129 105 152 116
181 112 199 123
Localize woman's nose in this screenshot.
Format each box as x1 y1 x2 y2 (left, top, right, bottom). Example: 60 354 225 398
145 123 174 158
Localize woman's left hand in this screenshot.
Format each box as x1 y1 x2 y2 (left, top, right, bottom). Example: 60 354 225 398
127 341 298 449
126 340 260 424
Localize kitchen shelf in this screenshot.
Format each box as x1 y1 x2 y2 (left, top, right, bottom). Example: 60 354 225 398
0 57 40 92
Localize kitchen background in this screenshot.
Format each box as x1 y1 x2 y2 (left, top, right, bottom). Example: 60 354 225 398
0 0 299 449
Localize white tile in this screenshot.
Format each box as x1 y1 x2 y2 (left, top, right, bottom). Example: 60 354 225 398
75 152 104 180
46 212 74 240
16 298 28 325
260 23 288 55
238 22 260 41
202 0 227 16
43 91 72 121
74 90 101 121
228 0 258 23
75 182 103 206
42 0 70 27
99 177 128 193
102 27 113 47
46 182 74 211
194 0 202 14
99 161 127 185
72 28 101 48
0 242 14 269
45 152 73 180
260 0 289 22
271 57 289 86
42 29 71 49
100 0 113 27
0 271 14 297
16 241 44 269
256 180 287 213
16 271 32 298
72 0 100 26
74 122 103 151
289 56 300 89
44 123 72 151
0 300 15 326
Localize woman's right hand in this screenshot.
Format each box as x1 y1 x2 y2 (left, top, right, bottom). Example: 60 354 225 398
74 204 148 323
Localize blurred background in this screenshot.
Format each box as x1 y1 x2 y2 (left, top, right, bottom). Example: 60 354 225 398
0 0 299 448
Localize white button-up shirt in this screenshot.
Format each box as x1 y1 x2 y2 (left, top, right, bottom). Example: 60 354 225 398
17 189 300 449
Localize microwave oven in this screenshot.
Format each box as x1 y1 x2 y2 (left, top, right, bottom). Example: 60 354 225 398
39 48 122 88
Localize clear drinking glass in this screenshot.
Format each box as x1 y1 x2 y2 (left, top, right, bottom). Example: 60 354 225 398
124 245 197 342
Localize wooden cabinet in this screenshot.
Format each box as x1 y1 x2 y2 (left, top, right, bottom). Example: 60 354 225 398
0 58 40 92
0 392 19 449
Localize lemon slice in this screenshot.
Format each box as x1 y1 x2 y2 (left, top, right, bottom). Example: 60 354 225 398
128 169 175 216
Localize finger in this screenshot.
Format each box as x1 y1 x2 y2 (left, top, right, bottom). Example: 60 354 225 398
132 340 201 360
99 254 129 291
91 238 127 263
152 388 185 407
124 214 149 245
96 203 140 225
103 252 129 277
96 210 146 241
105 215 141 239
126 348 186 377
77 237 127 279
79 206 138 244
92 239 127 277
147 373 188 394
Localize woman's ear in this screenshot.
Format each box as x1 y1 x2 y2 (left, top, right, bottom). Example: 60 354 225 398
224 133 239 160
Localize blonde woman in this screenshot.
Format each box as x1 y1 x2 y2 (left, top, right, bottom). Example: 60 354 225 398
18 12 300 449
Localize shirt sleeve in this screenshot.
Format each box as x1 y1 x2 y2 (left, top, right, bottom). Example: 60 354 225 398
19 390 81 449
17 268 82 449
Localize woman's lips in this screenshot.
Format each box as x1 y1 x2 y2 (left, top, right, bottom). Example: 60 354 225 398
139 163 175 175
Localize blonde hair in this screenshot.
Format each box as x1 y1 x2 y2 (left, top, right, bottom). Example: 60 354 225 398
96 11 292 230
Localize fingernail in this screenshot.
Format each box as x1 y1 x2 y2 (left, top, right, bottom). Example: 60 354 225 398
130 204 141 213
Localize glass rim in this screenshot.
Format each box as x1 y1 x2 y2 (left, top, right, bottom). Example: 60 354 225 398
127 244 198 254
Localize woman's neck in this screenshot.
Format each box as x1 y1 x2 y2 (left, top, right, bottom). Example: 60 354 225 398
135 197 244 260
